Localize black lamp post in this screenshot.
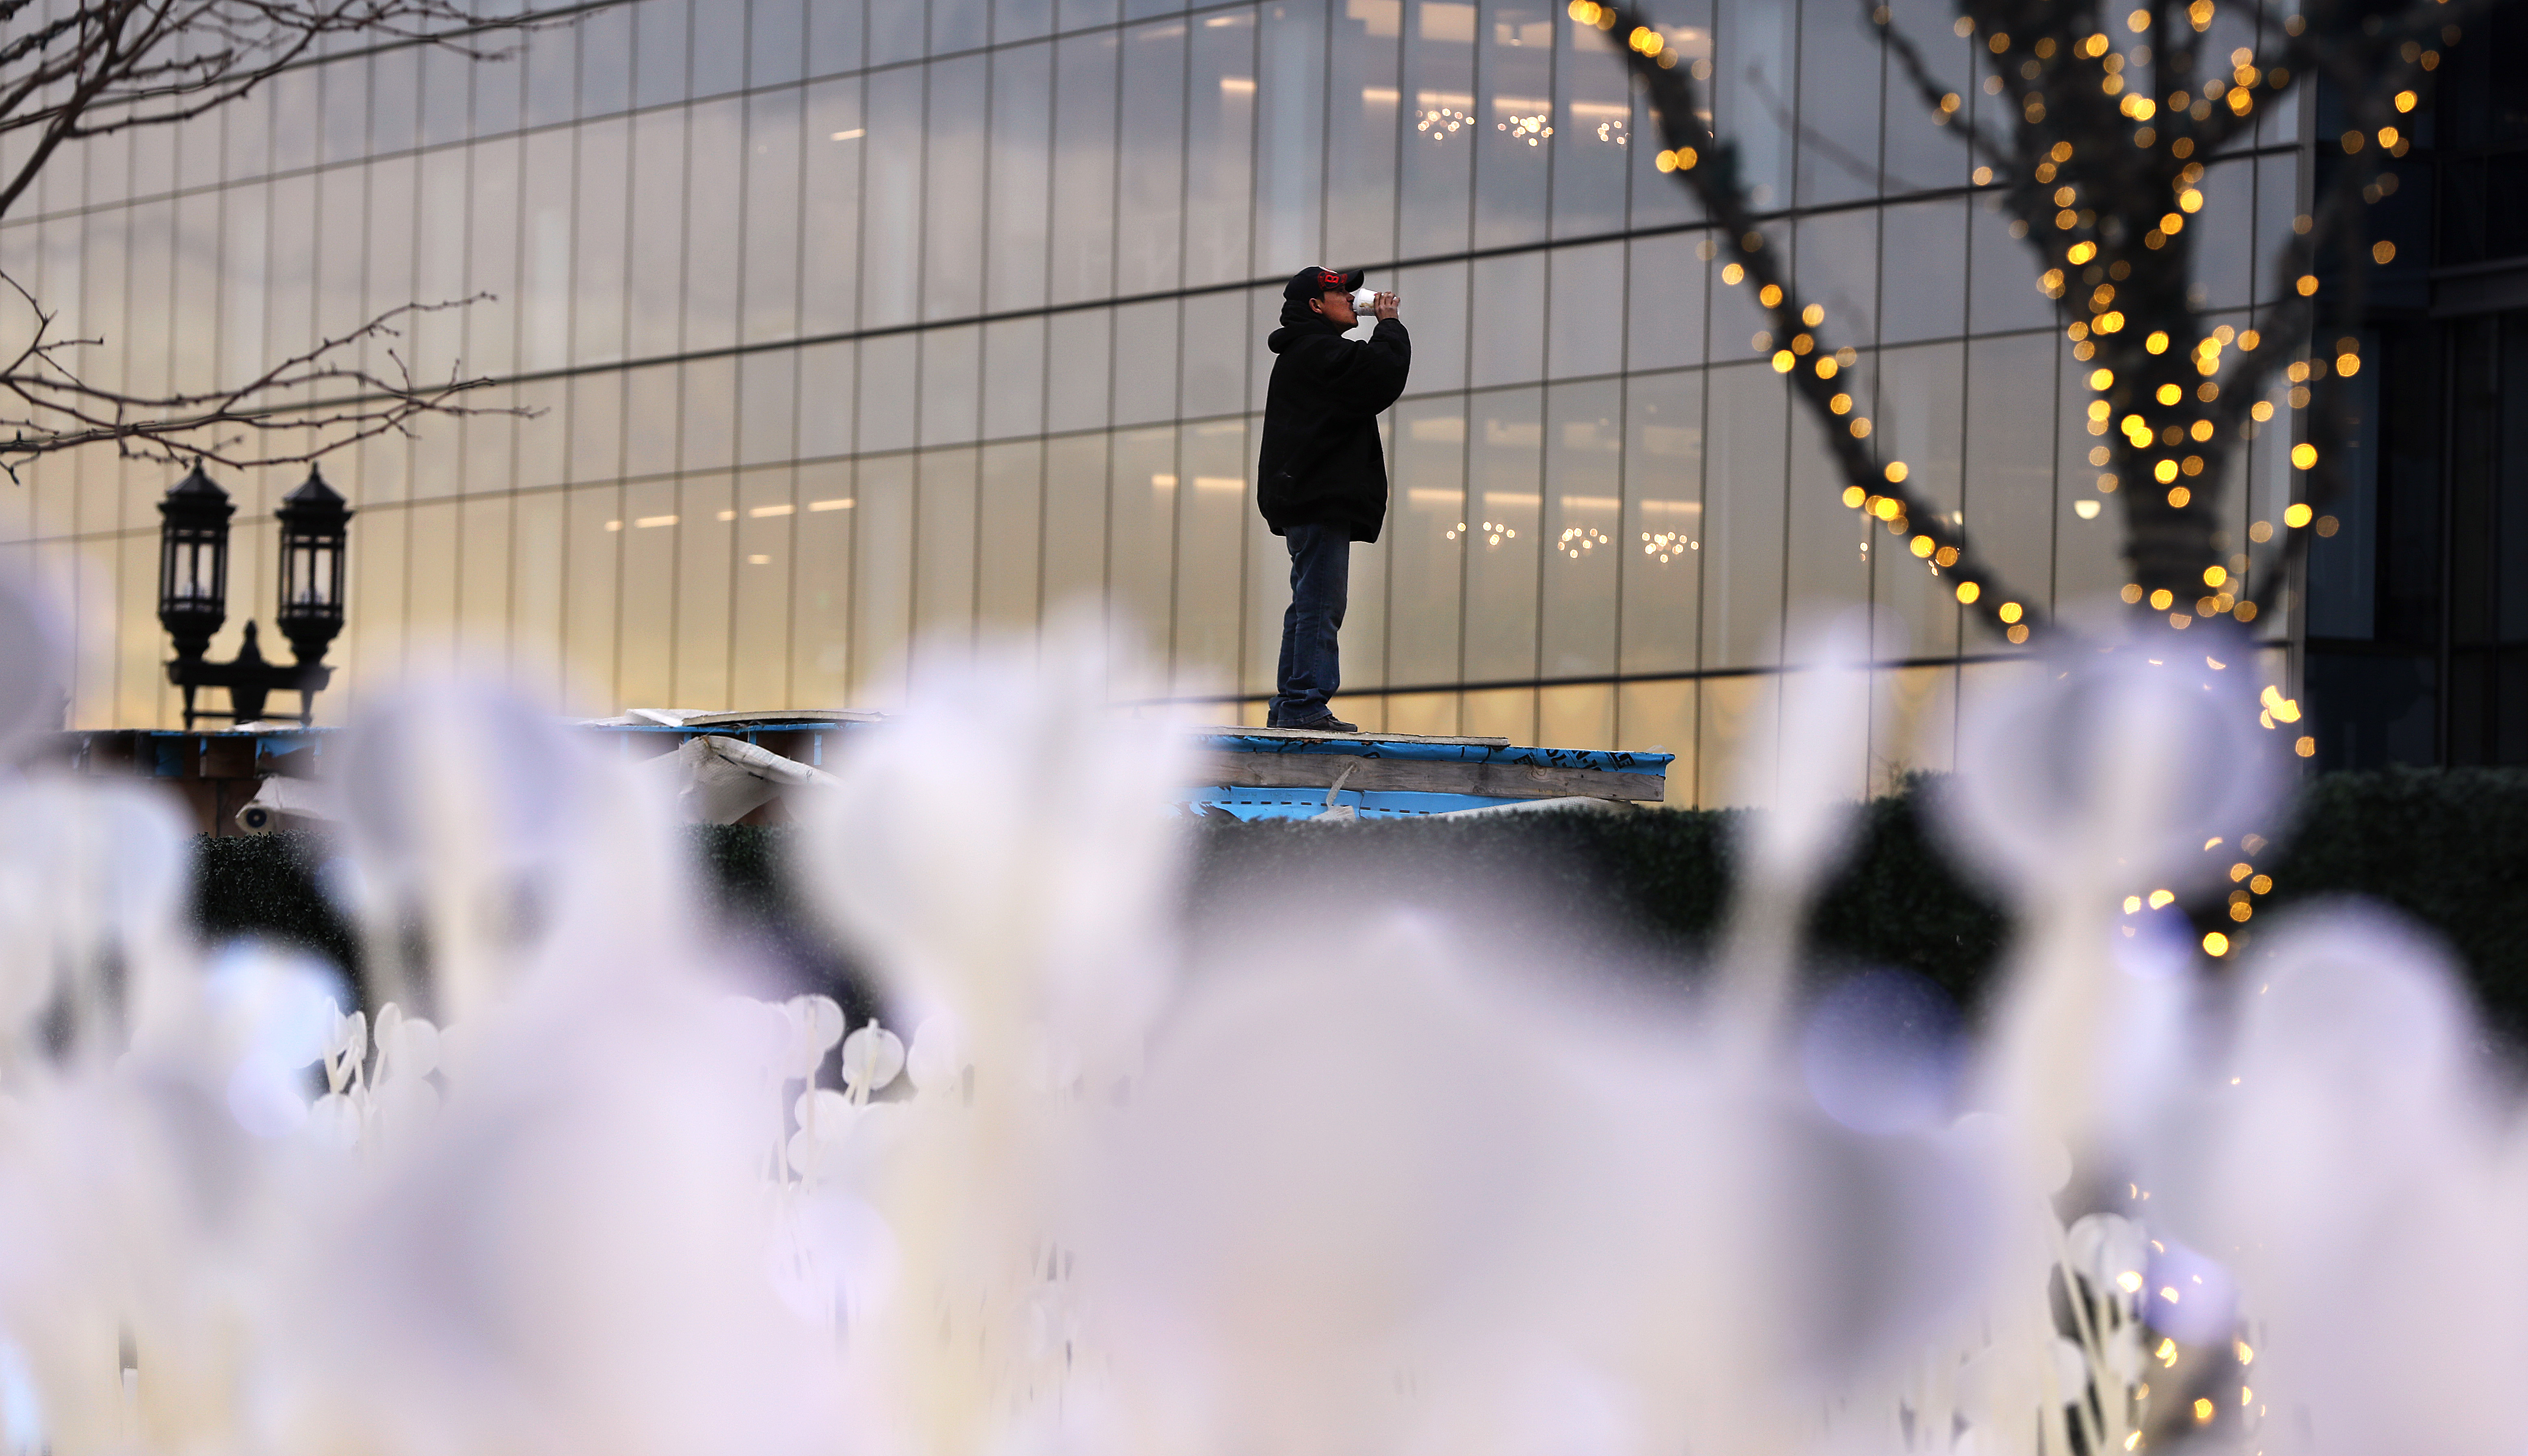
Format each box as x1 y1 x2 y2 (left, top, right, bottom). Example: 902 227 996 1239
274 466 350 664
157 464 353 729
157 464 230 660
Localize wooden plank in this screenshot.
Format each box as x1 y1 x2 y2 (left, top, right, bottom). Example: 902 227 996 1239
1190 726 1515 747
1188 751 1667 803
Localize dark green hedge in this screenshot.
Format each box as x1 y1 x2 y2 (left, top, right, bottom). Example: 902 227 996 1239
195 832 360 973
2259 766 2528 1013
189 767 2528 1038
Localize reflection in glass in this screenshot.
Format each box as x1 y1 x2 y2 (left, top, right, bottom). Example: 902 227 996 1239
915 448 981 665
1045 311 1113 436
626 110 687 359
1175 419 1250 694
1389 396 1467 686
1051 33 1120 305
1869 663 1956 796
997 0 1057 45
806 0 865 75
870 0 927 66
743 89 805 346
984 318 1049 440
1400 0 1477 258
1622 368 1703 675
1397 260 1470 395
567 121 629 366
1784 368 1868 612
1470 250 1545 387
1187 10 1258 287
420 43 474 147
515 138 571 369
684 356 738 474
739 350 799 468
1879 199 1967 344
859 335 918 456
1043 434 1110 614
926 55 991 321
1617 679 1696 798
634 0 689 112
852 454 915 708
1543 380 1622 678
2053 337 2125 607
1550 12 1629 237
1255 0 1327 274
1548 240 1625 379
1181 292 1250 420
802 80 865 336
522 20 576 130
1697 671 1779 807
1794 0 1883 206
1879 3 1972 191
1539 682 1614 750
1119 21 1190 292
405 501 460 676
799 342 858 461
1966 196 2050 334
1874 341 1963 658
624 365 680 482
919 326 983 448
684 99 744 353
2190 159 2257 313
1109 426 1177 668
1461 685 1536 744
792 460 856 706
1112 300 1182 426
1701 362 1787 669
1796 208 1880 348
749 0 807 89
734 466 796 707
1712 0 1795 208
1325 0 1401 266
1961 332 2058 634
935 0 990 55
863 69 924 329
979 441 1046 629
987 43 1055 311
685 0 743 97
1474 0 1553 247
1465 386 1543 681
675 472 736 705
618 476 679 707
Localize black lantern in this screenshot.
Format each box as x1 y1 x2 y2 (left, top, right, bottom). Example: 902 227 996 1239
156 464 349 730
274 465 351 665
156 465 232 658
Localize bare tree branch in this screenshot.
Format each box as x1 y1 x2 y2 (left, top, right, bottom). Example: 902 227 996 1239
0 270 512 477
0 0 579 468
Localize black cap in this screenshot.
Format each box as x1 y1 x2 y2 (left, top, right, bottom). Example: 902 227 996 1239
1282 266 1364 304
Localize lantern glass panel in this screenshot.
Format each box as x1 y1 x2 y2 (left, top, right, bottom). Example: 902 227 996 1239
278 534 341 615
160 528 227 613
174 538 216 601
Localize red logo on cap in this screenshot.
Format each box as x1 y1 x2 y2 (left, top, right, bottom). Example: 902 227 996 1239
1318 269 1343 290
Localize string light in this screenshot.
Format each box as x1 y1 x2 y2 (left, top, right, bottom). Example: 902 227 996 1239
1607 0 2433 671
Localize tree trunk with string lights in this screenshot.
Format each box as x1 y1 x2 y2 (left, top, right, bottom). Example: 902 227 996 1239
1581 0 2476 645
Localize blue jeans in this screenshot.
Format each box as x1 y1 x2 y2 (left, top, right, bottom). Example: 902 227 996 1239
1271 522 1349 726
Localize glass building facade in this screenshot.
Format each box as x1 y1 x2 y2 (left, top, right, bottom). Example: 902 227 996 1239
0 0 2309 803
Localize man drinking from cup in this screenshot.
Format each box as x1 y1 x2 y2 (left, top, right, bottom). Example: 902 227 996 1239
1256 267 1409 733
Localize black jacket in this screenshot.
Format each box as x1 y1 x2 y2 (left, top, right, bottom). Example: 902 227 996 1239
1257 315 1411 542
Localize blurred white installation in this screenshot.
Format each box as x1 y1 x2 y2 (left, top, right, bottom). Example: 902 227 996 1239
0 566 2524 1456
